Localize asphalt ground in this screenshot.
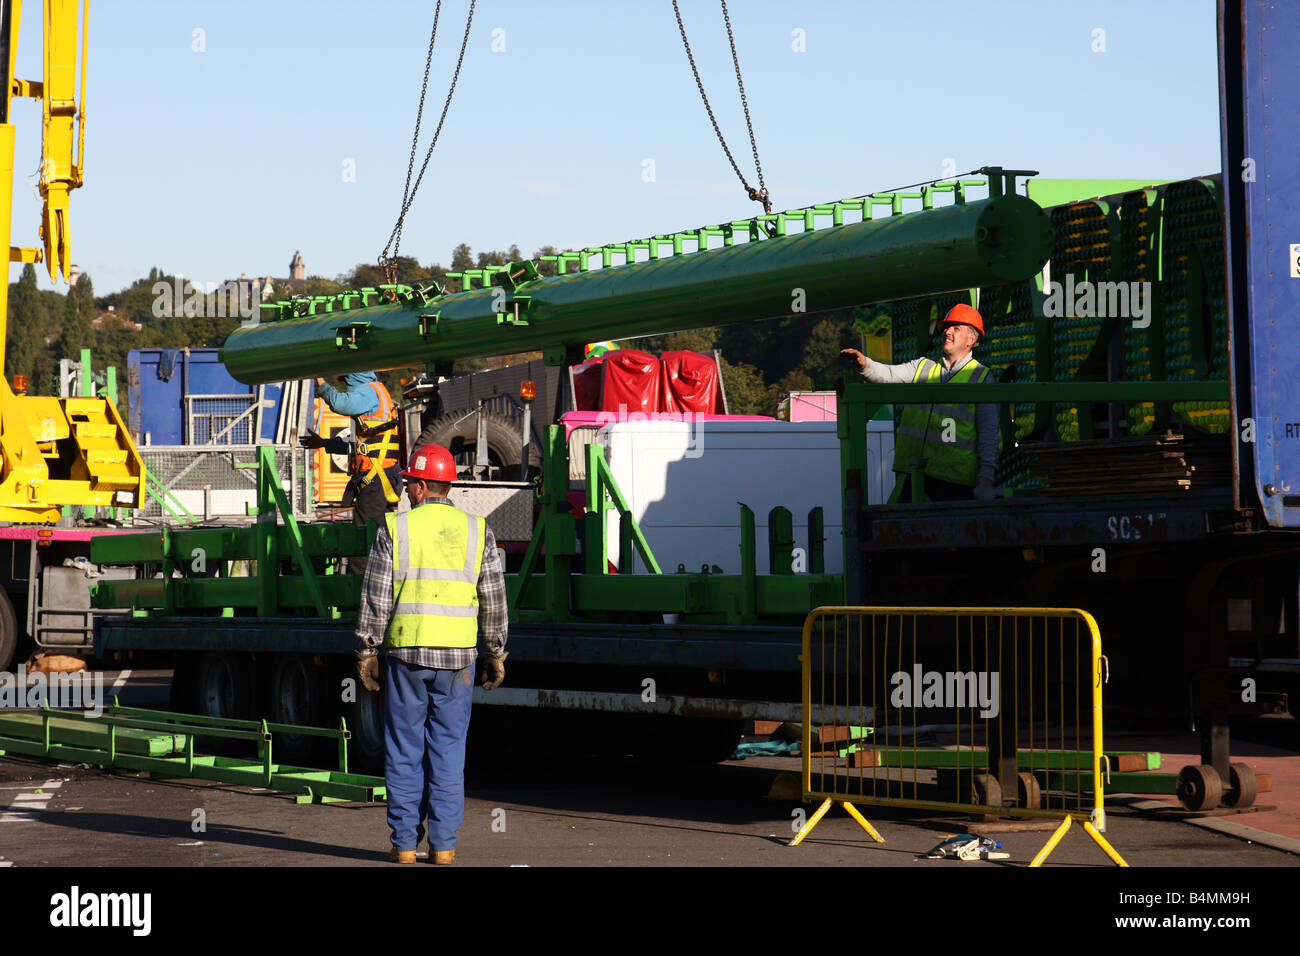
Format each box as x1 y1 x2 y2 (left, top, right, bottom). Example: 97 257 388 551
0 750 1296 869
0 668 1288 939
0 667 1294 868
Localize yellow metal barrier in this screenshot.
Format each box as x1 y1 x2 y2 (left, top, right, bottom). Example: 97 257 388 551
789 606 1127 867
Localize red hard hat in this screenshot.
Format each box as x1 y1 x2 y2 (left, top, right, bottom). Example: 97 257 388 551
402 443 457 482
940 303 985 336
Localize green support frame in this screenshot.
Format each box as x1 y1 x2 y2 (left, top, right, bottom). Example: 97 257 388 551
0 702 385 804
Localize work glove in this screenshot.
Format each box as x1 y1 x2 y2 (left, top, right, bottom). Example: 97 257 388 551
356 650 381 692
300 429 326 451
480 652 507 691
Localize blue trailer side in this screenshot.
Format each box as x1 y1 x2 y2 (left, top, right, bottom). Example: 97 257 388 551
1221 0 1300 527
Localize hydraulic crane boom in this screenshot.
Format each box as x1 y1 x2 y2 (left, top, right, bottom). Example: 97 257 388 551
0 1 142 522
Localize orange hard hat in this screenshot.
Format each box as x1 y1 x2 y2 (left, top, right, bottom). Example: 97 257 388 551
402 443 457 483
940 303 984 336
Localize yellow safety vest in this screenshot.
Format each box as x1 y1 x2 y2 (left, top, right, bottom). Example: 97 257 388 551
892 357 991 487
385 504 485 649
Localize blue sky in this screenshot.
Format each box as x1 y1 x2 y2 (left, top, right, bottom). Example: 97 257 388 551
8 0 1222 296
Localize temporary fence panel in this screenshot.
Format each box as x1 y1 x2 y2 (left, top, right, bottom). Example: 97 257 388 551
135 445 312 525
791 606 1126 866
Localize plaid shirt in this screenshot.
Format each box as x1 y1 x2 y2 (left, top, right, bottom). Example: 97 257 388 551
355 497 508 670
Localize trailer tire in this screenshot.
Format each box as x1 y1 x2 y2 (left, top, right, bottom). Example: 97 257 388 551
347 687 386 774
417 410 541 481
269 655 323 764
196 652 252 721
0 589 16 673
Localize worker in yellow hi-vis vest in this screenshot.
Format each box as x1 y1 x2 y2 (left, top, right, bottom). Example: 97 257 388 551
353 443 508 866
842 304 997 503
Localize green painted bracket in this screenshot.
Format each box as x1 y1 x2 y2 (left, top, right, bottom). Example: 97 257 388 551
334 321 371 350
585 442 661 574
257 446 328 619
509 424 564 614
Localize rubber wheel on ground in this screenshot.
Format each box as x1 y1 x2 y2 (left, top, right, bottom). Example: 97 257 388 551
346 686 386 775
1016 771 1042 809
1223 762 1257 809
972 773 1002 809
269 655 324 765
196 652 253 720
418 410 540 481
195 652 254 755
0 588 16 673
1176 763 1224 812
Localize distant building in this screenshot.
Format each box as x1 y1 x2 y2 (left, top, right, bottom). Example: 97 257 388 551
218 254 311 312
94 308 142 332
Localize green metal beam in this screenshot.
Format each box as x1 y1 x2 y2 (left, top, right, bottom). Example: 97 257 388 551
0 705 384 804
222 181 1051 385
846 380 1231 404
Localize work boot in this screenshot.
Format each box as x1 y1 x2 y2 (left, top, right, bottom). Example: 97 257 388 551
390 848 417 864
431 849 455 865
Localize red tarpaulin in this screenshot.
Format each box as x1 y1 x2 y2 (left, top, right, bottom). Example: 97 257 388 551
570 355 604 411
599 349 661 414
660 350 722 414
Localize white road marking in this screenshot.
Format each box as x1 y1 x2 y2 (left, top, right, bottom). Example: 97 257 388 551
109 669 133 696
0 779 61 821
0 780 64 791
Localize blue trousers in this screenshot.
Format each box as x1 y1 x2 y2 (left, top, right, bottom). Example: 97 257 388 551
384 657 476 852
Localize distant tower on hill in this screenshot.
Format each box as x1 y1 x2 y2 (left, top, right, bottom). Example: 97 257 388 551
289 250 305 280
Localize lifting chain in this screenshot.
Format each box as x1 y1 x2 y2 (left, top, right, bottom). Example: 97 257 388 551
378 0 477 290
672 0 771 217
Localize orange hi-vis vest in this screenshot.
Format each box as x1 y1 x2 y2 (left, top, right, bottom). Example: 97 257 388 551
349 381 399 475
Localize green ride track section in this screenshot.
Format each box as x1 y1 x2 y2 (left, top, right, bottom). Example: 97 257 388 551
0 701 385 804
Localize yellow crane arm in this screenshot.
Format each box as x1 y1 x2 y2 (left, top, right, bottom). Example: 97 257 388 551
0 2 144 523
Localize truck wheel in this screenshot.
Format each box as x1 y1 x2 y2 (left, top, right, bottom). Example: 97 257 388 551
196 652 252 721
347 688 386 774
0 589 16 673
418 410 540 481
269 655 323 764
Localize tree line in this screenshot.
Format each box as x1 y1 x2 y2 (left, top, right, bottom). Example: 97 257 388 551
3 245 864 417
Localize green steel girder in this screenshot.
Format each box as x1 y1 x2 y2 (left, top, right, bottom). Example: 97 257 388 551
93 575 361 613
221 175 1051 385
512 571 842 624
846 380 1231 405
0 705 384 803
820 747 1161 771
